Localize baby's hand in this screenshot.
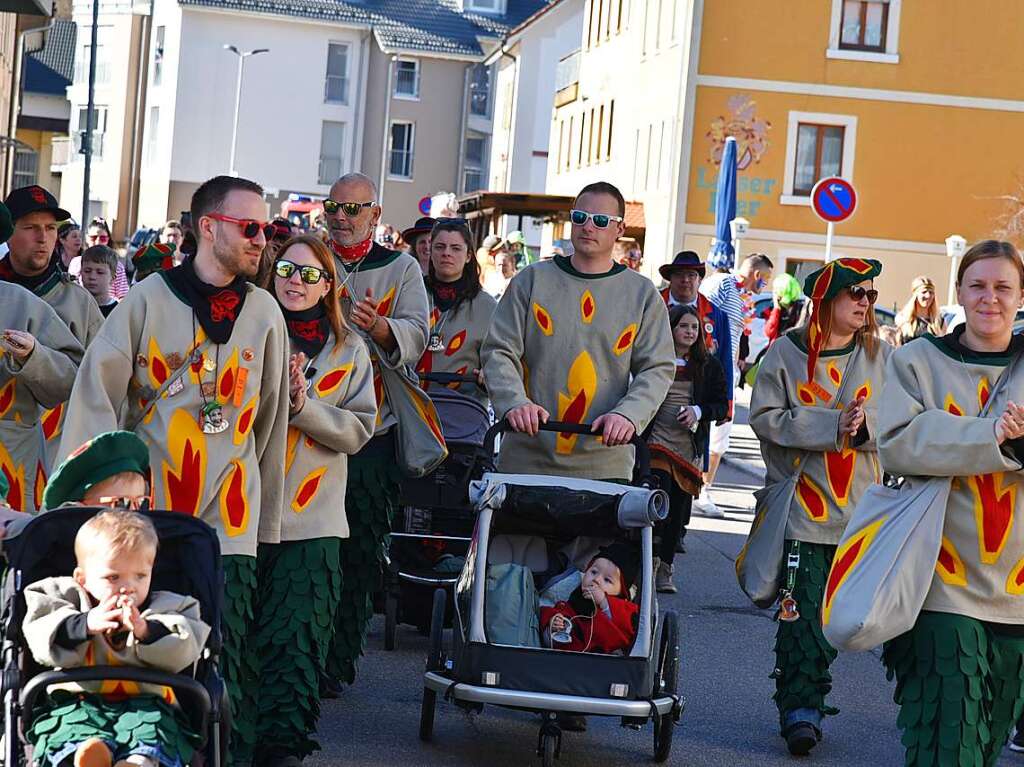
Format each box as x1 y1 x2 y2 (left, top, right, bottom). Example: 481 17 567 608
86 594 122 634
551 614 567 632
126 600 149 640
589 587 608 610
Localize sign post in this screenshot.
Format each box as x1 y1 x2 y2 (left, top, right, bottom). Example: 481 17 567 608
811 177 857 262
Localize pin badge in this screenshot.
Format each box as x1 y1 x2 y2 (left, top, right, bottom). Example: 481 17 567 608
167 378 184 397
242 348 255 362
165 353 184 370
136 354 148 368
203 358 216 372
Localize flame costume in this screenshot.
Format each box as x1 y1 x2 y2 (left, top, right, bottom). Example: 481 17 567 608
748 258 888 746
56 268 290 761
22 577 209 763
0 283 83 513
416 284 497 406
877 328 1024 766
327 242 429 685
254 327 376 758
481 255 675 480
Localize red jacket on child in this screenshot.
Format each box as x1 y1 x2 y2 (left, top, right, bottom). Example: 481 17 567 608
540 595 639 654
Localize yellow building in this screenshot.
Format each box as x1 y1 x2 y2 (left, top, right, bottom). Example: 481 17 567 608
679 0 1024 307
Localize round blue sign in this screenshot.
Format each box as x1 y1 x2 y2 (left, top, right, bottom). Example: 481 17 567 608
811 177 857 223
418 196 432 216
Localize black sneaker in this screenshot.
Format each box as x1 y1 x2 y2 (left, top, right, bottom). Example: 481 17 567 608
784 722 820 756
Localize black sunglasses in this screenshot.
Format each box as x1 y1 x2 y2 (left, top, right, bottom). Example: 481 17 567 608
847 286 879 304
275 259 329 285
323 199 376 217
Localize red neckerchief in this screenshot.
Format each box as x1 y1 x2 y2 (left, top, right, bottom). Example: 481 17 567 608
330 237 373 263
209 290 241 322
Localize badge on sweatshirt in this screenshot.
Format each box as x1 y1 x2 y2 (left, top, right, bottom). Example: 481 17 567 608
704 322 714 335
165 352 184 370
167 377 184 397
242 348 255 362
136 354 148 368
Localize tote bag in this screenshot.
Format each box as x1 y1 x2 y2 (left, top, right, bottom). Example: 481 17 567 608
377 362 448 478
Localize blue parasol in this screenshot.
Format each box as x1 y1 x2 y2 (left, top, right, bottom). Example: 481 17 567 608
708 136 737 270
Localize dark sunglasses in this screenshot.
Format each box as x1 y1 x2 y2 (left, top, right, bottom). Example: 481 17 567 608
207 213 275 241
97 495 151 511
275 259 329 285
323 199 376 217
847 286 879 304
569 209 624 229
91 233 110 243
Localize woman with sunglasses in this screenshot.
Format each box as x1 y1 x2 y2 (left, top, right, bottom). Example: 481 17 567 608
748 258 890 757
256 234 376 765
415 219 496 405
85 218 129 299
876 241 1024 766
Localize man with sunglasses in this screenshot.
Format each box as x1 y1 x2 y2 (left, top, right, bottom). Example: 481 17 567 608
482 181 675 485
0 186 104 475
59 174 290 763
321 172 430 690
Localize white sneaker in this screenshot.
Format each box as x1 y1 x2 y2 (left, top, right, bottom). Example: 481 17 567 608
693 490 725 518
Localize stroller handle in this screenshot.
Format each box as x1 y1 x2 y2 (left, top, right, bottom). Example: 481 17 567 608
419 371 481 386
481 419 652 484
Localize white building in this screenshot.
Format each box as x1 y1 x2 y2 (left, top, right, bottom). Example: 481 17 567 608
486 0 582 249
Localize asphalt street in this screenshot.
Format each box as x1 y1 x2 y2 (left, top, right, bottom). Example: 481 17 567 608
308 399 1023 766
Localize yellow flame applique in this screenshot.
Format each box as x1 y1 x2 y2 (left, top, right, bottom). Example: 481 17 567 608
162 409 207 517
556 351 597 455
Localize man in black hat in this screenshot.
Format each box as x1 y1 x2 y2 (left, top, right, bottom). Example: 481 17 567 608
658 251 733 522
1 186 103 472
401 216 435 275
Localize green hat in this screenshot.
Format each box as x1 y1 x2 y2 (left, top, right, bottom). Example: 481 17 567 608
0 469 8 506
42 431 150 509
803 258 882 384
0 203 13 245
132 242 176 281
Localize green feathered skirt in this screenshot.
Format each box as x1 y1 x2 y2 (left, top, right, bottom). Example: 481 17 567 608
327 433 402 685
772 541 839 725
222 554 258 764
254 538 342 758
27 691 199 766
883 611 1024 767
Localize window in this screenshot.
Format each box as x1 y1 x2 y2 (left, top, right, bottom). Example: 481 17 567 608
827 0 900 63
325 43 349 104
75 43 110 85
318 120 346 185
388 121 414 178
469 63 490 117
464 0 504 14
463 134 486 193
146 106 159 164
793 124 843 195
840 0 888 51
152 26 165 86
780 111 857 205
394 59 420 99
12 147 37 189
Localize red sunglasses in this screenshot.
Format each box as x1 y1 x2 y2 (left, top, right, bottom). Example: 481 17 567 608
207 213 275 241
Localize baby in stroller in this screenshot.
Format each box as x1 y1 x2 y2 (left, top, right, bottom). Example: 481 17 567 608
22 509 210 767
539 542 640 655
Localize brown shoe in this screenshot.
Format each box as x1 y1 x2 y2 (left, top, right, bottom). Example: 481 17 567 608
655 561 677 594
75 739 112 767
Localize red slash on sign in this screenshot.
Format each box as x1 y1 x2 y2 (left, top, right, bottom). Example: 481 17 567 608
811 177 857 224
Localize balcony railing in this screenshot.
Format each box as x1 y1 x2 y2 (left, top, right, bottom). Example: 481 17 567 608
554 50 579 108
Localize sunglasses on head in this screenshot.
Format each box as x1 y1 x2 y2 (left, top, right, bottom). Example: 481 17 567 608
569 209 624 229
275 259 329 285
435 217 467 225
323 199 376 217
207 213 275 241
847 286 879 304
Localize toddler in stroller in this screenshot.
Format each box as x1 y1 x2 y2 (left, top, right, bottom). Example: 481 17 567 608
22 510 210 767
539 542 639 655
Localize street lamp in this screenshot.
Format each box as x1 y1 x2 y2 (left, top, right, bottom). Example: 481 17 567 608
223 45 269 177
730 216 749 263
945 234 967 306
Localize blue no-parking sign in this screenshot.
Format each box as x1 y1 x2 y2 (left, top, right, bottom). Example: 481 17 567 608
811 177 857 223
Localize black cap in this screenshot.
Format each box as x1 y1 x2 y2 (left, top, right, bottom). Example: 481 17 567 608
4 185 71 223
658 250 705 281
402 216 436 243
595 542 640 592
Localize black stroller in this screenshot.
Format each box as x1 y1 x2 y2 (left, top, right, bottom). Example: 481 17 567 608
1 507 229 766
384 373 491 650
419 421 683 765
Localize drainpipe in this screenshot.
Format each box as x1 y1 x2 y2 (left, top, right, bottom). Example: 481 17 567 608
455 62 470 195
376 54 396 208
6 20 54 194
500 49 516 194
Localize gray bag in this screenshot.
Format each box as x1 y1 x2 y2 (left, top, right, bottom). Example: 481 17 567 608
484 563 541 647
376 362 448 478
820 477 950 651
735 347 861 608
822 351 1020 651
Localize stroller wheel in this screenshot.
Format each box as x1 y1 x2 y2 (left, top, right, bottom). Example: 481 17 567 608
540 731 559 767
419 588 447 742
653 611 680 763
384 590 399 652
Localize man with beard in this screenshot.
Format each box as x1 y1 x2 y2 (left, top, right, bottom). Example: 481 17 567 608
58 175 290 762
323 172 429 691
0 187 103 474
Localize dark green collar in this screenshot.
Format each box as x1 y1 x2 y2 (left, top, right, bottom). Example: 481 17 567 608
34 269 63 297
925 325 1024 366
553 254 626 280
787 330 857 358
336 243 402 273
